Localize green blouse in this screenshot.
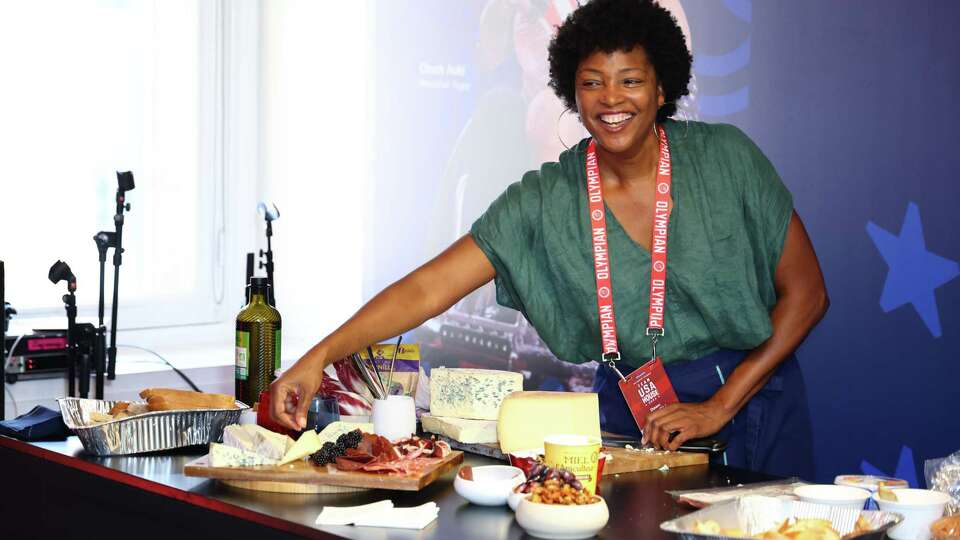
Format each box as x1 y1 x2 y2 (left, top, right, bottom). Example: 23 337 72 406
469 120 793 367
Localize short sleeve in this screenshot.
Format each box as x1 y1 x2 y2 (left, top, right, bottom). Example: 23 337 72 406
721 125 794 281
469 170 543 313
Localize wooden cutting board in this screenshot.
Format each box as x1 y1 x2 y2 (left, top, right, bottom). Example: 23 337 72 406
184 450 463 492
435 436 706 475
601 447 707 475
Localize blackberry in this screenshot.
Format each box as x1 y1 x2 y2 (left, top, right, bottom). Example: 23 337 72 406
310 442 340 466
336 429 363 449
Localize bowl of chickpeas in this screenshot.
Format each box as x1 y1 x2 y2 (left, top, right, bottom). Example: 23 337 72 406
515 477 609 539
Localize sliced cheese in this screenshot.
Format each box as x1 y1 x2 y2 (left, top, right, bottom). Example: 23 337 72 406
429 368 523 421
279 429 322 465
420 414 498 444
209 442 277 467
497 391 601 453
317 421 374 445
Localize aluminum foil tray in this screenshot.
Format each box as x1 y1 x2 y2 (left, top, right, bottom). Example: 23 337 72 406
660 495 903 539
58 397 249 456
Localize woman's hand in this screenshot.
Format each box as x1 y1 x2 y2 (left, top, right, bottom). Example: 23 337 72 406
270 351 325 431
641 400 731 451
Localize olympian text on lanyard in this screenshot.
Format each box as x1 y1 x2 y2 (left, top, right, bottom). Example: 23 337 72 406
585 124 672 379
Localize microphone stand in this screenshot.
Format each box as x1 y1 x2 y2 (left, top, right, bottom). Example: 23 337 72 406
63 286 78 398
93 232 114 398
245 252 255 305
107 172 134 380
257 203 279 307
260 220 275 306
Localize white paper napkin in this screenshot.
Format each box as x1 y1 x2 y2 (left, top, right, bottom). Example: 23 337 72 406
316 500 394 526
316 500 439 530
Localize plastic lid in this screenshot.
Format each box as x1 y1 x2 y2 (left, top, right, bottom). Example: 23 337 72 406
834 474 908 491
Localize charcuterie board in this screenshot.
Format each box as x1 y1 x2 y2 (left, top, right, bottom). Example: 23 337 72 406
184 450 463 492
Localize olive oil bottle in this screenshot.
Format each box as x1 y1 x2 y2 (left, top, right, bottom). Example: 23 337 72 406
235 277 281 405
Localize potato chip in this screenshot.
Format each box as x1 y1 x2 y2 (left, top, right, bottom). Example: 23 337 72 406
876 486 899 501
693 519 722 534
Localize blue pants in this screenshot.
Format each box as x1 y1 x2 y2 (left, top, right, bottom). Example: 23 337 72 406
592 349 815 480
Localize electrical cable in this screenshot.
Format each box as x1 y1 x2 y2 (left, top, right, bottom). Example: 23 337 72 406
4 334 24 418
117 344 202 393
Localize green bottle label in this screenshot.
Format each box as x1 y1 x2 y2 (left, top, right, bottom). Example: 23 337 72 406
274 329 282 371
235 330 250 381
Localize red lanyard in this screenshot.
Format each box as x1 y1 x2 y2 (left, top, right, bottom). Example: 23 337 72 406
586 125 672 377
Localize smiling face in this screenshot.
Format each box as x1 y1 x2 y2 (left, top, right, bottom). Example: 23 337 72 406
574 47 664 160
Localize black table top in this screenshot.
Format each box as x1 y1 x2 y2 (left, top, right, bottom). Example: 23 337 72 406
0 435 776 539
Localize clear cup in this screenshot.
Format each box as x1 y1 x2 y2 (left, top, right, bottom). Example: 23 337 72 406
306 396 340 432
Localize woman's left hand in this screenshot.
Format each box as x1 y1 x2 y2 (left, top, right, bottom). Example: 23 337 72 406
641 400 731 451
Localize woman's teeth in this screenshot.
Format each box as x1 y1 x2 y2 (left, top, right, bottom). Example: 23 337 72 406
599 113 634 126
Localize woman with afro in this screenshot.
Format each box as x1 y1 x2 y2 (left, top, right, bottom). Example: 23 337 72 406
272 0 827 478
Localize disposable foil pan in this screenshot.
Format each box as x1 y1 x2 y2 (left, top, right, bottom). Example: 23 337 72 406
660 495 903 539
58 397 249 456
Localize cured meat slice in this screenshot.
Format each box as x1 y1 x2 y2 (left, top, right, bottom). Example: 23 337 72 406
432 440 452 458
335 456 373 471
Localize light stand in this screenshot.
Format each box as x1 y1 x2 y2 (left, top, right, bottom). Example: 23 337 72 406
107 171 135 380
257 202 279 307
48 261 79 398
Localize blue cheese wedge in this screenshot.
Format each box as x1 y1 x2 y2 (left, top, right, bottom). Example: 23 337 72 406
209 442 277 467
420 414 498 444
429 368 523 421
223 424 258 451
249 425 294 461
222 424 294 461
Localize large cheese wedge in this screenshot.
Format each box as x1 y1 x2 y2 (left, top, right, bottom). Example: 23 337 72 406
223 424 294 461
278 429 322 465
430 368 523 421
223 424 257 451
317 421 374 445
250 425 295 460
421 414 498 444
209 442 277 467
497 391 601 453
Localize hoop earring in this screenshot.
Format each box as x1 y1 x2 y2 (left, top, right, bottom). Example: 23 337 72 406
557 107 576 150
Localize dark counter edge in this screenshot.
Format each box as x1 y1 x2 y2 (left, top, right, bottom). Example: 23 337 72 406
0 435 338 540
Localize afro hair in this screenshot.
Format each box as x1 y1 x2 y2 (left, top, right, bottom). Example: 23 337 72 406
548 0 692 123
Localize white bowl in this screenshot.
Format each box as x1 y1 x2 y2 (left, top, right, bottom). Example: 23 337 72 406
453 465 524 506
508 486 528 511
872 488 950 540
516 496 609 539
794 484 871 509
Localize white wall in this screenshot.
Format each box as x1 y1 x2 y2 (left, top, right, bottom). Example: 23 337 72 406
258 0 372 360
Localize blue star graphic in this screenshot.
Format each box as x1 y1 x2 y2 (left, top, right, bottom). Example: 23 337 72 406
861 445 919 488
866 202 959 337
